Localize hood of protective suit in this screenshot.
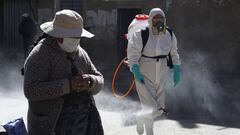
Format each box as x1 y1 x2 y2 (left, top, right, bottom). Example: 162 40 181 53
148 8 166 29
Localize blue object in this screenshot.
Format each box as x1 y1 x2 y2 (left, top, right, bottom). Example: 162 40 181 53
3 117 28 135
173 65 180 87
132 64 144 84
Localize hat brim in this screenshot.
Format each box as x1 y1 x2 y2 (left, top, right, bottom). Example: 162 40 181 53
82 28 94 38
40 21 94 38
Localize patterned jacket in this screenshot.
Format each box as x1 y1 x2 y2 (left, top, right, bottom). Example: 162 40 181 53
24 37 104 135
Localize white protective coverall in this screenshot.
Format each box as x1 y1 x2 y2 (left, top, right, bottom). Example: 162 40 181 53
127 8 181 134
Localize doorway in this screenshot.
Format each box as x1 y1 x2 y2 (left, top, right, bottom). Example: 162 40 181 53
116 8 141 62
116 8 142 101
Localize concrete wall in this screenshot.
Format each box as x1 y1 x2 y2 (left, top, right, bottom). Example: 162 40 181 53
167 0 240 78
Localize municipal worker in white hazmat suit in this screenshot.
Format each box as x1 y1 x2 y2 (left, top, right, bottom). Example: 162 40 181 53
127 8 181 135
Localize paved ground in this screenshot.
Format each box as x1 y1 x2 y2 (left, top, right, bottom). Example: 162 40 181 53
0 91 240 135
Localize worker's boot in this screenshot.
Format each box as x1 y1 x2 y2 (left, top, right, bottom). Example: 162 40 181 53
136 117 144 135
145 117 154 135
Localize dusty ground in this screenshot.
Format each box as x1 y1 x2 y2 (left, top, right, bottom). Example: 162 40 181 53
0 91 240 135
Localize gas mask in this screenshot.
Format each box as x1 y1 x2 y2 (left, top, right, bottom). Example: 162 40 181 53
152 13 166 34
156 21 164 32
58 38 80 53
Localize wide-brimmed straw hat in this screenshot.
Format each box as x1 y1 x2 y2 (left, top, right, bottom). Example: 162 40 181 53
40 9 94 38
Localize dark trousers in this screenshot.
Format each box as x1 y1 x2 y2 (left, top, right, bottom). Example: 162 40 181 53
23 37 34 57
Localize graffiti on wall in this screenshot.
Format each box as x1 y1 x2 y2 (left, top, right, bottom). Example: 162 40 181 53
86 9 117 41
38 8 53 36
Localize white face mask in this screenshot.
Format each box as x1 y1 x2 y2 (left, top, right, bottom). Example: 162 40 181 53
58 38 80 53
